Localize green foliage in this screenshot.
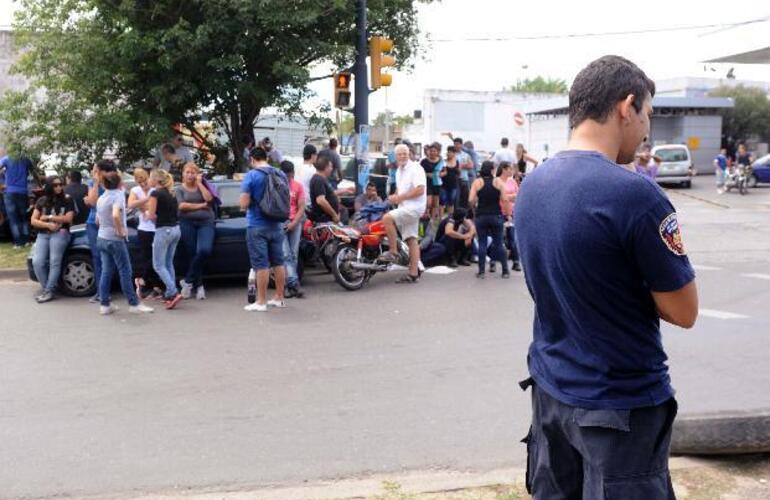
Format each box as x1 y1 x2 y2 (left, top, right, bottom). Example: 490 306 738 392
510 76 568 94
3 0 429 169
708 85 770 142
372 112 414 128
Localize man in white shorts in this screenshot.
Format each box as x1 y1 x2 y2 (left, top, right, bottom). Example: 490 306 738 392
381 143 427 283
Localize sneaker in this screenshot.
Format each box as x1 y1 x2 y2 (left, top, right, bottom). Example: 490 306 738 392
89 294 100 304
244 302 268 312
476 272 485 279
512 261 522 272
180 279 192 299
502 271 511 279
285 286 304 299
489 263 496 273
447 259 458 268
164 294 183 310
196 285 206 300
129 303 154 314
267 299 286 308
35 290 54 303
100 304 119 315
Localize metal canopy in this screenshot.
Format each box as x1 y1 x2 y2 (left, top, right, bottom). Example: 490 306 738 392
704 46 770 65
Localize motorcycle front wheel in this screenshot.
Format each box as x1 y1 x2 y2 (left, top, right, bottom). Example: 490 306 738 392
740 179 748 195
332 244 369 291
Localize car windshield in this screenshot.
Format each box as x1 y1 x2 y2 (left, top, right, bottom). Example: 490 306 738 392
656 148 688 162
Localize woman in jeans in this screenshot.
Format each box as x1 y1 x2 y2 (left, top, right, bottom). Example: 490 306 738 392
176 163 215 300
96 171 154 315
84 159 116 302
127 167 161 299
30 176 75 303
469 161 512 279
147 169 182 309
497 161 521 272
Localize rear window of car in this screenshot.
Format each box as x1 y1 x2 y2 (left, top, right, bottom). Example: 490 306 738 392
655 148 689 162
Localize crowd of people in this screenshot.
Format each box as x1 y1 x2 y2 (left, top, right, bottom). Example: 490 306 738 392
0 133 541 312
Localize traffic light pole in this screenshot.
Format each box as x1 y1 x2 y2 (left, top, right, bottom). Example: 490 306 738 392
354 0 368 131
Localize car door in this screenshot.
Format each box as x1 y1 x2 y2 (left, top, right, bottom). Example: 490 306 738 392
755 159 770 183
205 183 251 277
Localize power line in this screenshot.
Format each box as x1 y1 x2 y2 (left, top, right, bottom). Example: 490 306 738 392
427 16 770 42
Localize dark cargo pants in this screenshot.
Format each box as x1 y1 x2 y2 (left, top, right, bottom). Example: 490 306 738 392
521 378 678 500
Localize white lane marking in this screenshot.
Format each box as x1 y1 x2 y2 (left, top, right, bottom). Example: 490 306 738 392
699 308 749 320
692 265 722 271
424 266 456 275
742 273 770 281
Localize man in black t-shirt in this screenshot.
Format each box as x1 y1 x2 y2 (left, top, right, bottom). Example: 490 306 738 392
64 170 89 225
436 208 474 267
308 156 340 223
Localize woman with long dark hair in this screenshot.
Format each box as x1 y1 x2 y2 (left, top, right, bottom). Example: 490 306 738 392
30 176 75 302
176 163 215 300
469 161 512 279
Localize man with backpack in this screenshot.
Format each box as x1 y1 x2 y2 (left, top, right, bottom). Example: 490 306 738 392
240 148 291 312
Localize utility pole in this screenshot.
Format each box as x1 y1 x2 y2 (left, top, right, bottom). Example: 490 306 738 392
353 0 369 133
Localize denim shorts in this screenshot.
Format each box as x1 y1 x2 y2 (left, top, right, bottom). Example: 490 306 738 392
246 225 286 270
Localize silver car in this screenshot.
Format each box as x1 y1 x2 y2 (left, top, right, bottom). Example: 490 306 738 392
652 145 694 188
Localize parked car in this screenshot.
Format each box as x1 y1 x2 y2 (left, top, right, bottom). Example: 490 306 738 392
27 181 253 296
652 144 694 188
749 154 770 187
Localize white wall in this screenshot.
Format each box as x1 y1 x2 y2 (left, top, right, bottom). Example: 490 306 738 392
527 115 570 163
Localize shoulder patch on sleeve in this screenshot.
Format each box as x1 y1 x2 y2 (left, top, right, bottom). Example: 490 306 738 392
659 212 686 256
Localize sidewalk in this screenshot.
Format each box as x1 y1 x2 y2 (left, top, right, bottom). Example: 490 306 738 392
129 455 770 500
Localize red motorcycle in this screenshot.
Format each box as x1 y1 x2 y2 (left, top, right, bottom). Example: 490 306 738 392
330 218 419 291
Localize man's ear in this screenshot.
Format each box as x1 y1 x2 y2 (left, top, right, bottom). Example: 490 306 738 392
617 94 636 123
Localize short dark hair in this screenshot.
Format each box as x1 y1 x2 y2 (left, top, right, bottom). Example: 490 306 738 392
315 156 332 171
161 143 176 155
68 169 82 183
280 160 294 175
101 171 121 190
329 138 338 149
568 55 655 129
303 143 317 160
452 208 467 223
447 146 456 154
501 137 509 147
366 181 377 189
453 137 463 144
96 159 116 172
250 147 267 161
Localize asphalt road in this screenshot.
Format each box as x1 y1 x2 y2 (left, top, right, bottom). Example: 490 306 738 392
1 178 769 499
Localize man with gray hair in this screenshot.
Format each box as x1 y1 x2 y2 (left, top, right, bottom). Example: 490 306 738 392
380 143 426 283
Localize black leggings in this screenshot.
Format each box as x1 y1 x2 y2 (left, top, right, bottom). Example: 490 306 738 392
137 230 162 290
475 214 508 274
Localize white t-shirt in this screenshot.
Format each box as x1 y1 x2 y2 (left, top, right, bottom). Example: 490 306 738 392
492 147 516 165
130 185 156 232
395 160 427 214
295 162 316 206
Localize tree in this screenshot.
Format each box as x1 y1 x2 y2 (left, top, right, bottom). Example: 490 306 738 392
372 112 414 128
510 76 568 94
2 0 429 171
708 85 770 144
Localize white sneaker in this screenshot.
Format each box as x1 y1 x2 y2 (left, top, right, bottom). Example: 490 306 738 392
267 299 286 308
196 285 206 300
129 303 155 314
180 279 192 299
99 304 119 315
244 302 267 312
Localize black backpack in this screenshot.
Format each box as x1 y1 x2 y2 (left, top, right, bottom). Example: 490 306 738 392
257 167 290 221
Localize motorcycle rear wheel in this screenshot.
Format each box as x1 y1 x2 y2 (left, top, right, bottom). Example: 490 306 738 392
332 245 369 291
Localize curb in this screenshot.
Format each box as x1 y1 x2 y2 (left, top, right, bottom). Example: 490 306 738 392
0 268 29 280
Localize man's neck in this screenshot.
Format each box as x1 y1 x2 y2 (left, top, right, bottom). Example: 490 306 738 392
567 121 621 163
253 161 268 168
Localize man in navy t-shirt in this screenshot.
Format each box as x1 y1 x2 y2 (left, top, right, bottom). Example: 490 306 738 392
239 147 288 313
515 55 698 499
1 154 33 247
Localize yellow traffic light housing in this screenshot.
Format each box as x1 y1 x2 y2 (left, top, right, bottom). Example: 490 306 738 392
369 36 395 90
334 71 352 109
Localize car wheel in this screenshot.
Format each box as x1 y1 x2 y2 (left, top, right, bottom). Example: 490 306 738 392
748 174 758 188
61 252 96 297
683 180 692 189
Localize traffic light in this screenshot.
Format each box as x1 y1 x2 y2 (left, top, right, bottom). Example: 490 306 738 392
334 72 352 109
369 36 395 90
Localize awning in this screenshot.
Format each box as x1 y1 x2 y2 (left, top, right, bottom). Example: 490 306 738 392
703 46 770 65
